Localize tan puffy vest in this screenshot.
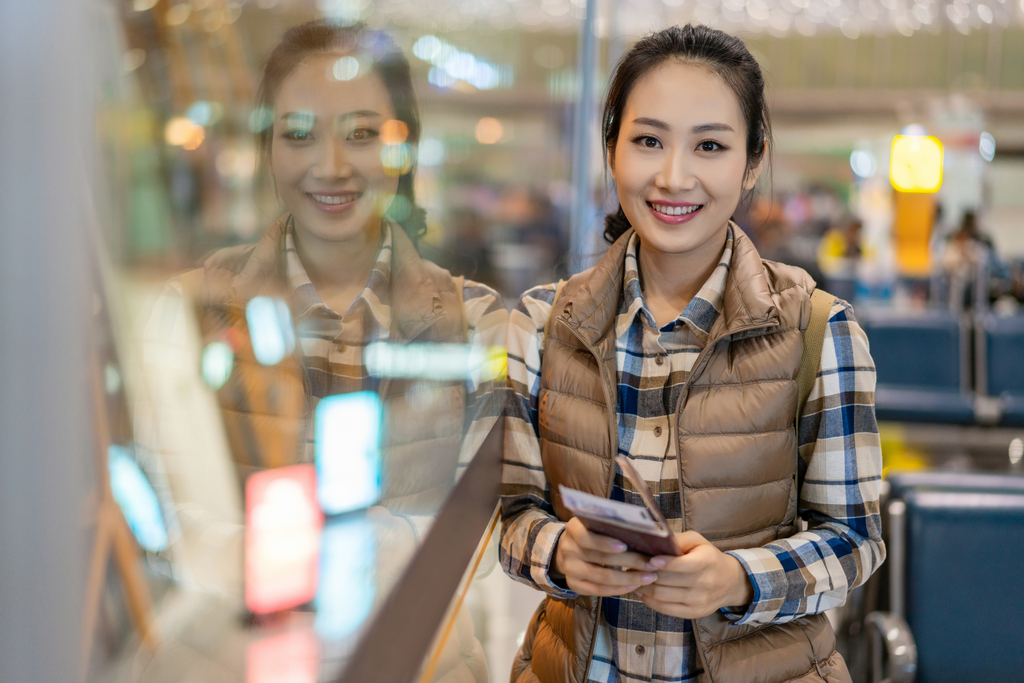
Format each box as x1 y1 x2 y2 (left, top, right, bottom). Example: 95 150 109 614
186 216 467 514
513 226 851 683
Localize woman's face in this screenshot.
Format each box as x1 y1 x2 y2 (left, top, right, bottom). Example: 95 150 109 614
610 60 761 256
270 53 400 244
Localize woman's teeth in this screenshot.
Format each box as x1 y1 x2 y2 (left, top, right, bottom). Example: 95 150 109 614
309 193 359 205
651 203 701 216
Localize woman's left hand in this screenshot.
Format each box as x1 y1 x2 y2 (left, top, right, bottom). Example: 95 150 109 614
634 531 753 619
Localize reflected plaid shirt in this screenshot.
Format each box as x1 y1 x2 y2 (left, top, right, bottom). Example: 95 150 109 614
500 227 885 682
281 221 507 467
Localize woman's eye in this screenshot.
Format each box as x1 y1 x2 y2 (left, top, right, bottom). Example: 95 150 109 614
698 140 723 152
283 130 312 141
634 135 661 149
348 127 379 141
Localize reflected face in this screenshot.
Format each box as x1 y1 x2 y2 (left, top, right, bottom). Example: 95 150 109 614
270 54 399 244
610 60 761 256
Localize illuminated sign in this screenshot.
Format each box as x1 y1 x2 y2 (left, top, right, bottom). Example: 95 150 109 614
245 464 323 615
364 343 507 382
890 134 943 193
246 628 318 683
245 297 296 366
315 392 383 515
108 445 169 553
314 516 376 640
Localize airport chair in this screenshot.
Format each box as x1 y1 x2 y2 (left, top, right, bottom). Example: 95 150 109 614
859 311 975 424
977 315 1024 426
867 476 1024 683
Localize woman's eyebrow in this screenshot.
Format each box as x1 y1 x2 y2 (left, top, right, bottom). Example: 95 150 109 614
632 116 670 131
692 122 734 134
276 110 384 121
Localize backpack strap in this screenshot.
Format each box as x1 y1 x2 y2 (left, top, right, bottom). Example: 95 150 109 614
453 275 469 340
543 279 568 340
796 288 836 419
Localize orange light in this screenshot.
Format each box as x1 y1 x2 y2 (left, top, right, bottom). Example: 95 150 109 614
475 117 503 145
380 119 409 145
165 116 204 150
890 135 943 193
245 464 322 615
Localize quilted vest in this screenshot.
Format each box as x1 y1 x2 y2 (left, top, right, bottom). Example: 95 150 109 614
513 226 851 683
187 216 467 514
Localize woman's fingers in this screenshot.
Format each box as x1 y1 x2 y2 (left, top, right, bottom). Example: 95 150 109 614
565 518 629 553
580 547 651 571
569 579 642 597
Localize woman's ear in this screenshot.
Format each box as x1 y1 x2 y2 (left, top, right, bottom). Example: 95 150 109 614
742 143 766 191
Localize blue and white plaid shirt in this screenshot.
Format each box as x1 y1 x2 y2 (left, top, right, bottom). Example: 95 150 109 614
501 227 885 682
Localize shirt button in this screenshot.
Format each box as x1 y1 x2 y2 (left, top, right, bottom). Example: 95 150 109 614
636 644 646 655
655 356 665 366
654 426 663 437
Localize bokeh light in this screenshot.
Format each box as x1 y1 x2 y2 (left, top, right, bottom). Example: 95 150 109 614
164 117 205 150
979 132 996 162
380 119 409 145
332 55 360 81
475 117 503 145
246 297 296 366
418 138 446 166
315 392 383 515
108 445 169 553
850 150 877 179
381 143 413 177
890 134 943 193
201 341 234 389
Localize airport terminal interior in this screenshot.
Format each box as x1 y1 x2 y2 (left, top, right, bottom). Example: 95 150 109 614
1 0 1023 682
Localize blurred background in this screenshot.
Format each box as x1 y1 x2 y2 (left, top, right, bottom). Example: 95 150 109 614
2 1 1024 682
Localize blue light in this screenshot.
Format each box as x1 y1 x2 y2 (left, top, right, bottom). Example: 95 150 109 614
201 341 234 389
315 392 383 515
108 445 168 552
186 101 213 126
246 297 296 366
315 516 376 640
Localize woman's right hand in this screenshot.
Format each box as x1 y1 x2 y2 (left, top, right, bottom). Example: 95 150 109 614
552 517 659 596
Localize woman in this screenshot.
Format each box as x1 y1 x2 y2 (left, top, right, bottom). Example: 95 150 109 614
168 20 506 513
501 25 883 683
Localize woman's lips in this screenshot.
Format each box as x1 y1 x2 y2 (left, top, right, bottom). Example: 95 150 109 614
306 191 361 213
647 201 703 225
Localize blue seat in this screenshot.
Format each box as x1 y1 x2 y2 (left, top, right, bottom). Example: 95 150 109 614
982 315 1024 426
868 473 1024 683
887 470 1024 501
902 489 1024 682
859 311 974 424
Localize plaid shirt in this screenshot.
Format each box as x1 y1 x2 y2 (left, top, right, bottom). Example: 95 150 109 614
500 227 884 682
282 221 507 469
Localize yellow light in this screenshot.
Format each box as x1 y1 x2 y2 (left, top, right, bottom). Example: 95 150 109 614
165 116 205 149
380 119 409 145
475 117 503 145
890 135 943 193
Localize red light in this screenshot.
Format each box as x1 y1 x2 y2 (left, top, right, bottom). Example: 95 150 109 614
246 628 319 683
245 464 323 615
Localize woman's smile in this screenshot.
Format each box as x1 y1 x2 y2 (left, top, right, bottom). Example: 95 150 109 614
305 190 363 213
647 200 704 224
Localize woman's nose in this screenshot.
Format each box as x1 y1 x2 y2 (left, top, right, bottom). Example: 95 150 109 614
656 149 697 194
312 138 353 179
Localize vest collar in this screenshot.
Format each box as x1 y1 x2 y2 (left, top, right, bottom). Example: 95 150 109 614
225 214 450 342
561 223 780 348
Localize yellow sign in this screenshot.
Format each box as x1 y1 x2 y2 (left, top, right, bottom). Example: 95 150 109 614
890 135 943 193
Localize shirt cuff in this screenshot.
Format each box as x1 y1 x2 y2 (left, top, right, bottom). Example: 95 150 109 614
531 521 578 599
722 548 789 626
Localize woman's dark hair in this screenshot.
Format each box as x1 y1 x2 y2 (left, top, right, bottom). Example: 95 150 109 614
602 24 772 243
254 20 427 243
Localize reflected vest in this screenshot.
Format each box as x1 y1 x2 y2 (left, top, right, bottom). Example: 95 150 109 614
185 216 467 514
513 226 852 683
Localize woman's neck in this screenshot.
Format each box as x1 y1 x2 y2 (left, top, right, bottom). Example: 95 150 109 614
292 218 383 311
637 225 729 328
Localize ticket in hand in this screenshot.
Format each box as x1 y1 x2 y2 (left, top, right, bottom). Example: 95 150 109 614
558 456 681 557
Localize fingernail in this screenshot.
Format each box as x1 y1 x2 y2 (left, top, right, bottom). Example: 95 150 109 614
648 558 666 569
642 573 657 583
611 542 627 552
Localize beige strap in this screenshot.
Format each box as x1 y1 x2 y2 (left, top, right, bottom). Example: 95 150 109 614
543 279 568 339
796 288 836 419
453 275 469 339
179 266 205 302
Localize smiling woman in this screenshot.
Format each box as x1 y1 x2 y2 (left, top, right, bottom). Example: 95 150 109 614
501 24 883 683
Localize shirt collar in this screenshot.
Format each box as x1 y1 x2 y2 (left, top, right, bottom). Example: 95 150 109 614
615 225 734 345
283 217 394 332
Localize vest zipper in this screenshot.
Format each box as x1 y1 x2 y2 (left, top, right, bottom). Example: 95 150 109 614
558 316 619 683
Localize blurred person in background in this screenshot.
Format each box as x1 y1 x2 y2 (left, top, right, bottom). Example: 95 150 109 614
501 24 883 683
940 210 995 310
144 20 506 681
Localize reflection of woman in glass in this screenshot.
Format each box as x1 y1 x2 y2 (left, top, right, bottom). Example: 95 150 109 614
502 26 883 683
